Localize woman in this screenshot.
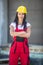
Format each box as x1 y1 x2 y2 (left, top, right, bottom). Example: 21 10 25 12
9 6 31 65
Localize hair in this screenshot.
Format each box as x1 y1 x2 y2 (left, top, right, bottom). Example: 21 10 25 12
14 12 27 31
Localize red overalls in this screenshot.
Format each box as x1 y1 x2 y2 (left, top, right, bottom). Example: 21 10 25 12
9 25 30 65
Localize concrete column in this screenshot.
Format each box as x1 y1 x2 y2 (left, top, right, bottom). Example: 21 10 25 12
0 0 8 45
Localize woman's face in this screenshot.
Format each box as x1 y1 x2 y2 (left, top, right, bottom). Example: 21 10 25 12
17 12 24 21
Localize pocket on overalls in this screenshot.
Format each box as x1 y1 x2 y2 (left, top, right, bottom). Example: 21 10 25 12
25 42 29 47
25 42 29 53
11 40 15 47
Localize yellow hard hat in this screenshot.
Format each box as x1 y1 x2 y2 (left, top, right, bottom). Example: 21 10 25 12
16 6 27 14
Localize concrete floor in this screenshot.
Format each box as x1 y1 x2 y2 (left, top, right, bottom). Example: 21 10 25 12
0 64 20 65
0 64 8 65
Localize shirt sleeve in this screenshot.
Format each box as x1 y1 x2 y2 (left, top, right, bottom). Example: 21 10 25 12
26 22 31 28
9 22 16 28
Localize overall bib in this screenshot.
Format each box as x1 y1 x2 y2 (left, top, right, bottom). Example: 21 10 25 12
9 25 30 65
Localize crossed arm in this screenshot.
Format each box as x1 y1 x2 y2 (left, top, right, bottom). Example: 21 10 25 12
9 25 31 38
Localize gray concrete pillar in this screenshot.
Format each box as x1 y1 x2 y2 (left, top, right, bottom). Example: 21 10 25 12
0 0 8 45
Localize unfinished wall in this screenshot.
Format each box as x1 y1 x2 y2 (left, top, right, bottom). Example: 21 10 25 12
8 0 43 45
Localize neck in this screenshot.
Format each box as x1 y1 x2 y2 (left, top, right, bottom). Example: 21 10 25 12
18 19 23 25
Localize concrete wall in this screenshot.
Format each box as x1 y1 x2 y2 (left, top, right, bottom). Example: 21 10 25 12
8 0 43 45
0 0 43 45
0 0 8 45
28 0 43 44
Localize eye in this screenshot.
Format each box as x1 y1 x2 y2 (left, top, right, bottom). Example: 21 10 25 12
19 13 20 15
22 13 24 15
18 13 21 15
